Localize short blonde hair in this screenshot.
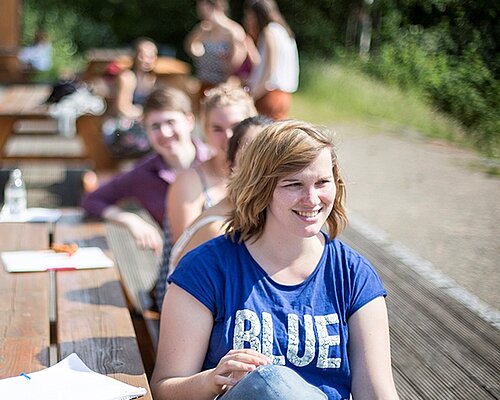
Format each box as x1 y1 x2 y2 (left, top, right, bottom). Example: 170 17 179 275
200 83 257 130
226 120 347 242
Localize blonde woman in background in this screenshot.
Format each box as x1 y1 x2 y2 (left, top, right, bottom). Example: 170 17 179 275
152 83 257 310
167 115 273 275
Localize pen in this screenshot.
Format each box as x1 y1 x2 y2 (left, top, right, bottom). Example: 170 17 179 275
20 372 31 380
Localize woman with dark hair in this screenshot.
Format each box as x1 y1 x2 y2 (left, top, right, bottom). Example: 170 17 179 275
151 120 399 400
243 0 299 120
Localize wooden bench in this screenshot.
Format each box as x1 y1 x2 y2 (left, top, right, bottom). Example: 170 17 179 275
105 216 162 365
0 219 153 398
0 84 119 171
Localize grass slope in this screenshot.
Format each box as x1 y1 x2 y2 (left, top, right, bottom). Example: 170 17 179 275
290 61 469 146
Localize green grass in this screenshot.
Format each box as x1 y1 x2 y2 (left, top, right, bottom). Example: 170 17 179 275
290 61 469 147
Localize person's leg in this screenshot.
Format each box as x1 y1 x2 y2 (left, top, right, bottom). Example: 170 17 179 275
218 364 327 400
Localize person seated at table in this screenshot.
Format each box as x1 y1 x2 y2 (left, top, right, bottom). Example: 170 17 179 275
81 86 211 253
151 83 256 310
151 120 400 400
167 115 272 276
103 37 159 158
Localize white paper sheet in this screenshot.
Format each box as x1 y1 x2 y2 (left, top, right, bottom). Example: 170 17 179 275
1 247 114 272
0 353 147 400
0 207 62 223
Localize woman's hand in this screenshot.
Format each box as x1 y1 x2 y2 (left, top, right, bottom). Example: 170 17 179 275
127 218 163 254
207 349 271 394
103 206 163 255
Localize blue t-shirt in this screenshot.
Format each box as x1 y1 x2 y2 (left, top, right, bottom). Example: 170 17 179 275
170 234 387 400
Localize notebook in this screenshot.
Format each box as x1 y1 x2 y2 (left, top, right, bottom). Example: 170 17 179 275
1 247 114 272
0 353 147 400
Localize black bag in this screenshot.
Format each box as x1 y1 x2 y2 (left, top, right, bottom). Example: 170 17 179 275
102 117 152 158
45 79 78 103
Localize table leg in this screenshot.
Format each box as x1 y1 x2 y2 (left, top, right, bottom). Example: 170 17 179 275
76 115 119 171
0 116 16 158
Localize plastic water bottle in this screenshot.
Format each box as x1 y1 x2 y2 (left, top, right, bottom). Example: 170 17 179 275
3 169 27 215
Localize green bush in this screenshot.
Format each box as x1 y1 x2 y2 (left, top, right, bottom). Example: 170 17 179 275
20 0 498 156
364 20 499 157
22 0 119 80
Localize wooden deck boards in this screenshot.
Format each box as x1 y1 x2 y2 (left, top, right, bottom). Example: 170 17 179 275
340 226 500 399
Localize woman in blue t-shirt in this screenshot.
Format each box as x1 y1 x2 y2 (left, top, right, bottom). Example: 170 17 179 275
151 120 400 400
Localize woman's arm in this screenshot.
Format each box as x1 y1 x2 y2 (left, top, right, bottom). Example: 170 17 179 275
102 205 163 254
184 24 205 58
348 296 400 399
226 24 248 74
151 284 270 400
166 168 205 243
250 26 276 100
115 69 143 119
243 34 261 70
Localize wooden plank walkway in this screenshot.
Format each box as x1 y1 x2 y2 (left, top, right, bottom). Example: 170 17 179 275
340 227 500 400
102 218 500 398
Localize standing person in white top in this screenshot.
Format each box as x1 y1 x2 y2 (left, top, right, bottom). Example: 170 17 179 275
18 28 53 72
243 0 299 120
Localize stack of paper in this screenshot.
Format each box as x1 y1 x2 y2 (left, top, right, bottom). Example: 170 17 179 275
1 247 114 272
0 353 147 400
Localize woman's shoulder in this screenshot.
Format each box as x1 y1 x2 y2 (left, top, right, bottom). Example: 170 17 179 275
180 233 237 263
173 160 212 188
222 19 246 41
324 237 377 277
325 236 367 261
117 68 137 85
169 166 205 199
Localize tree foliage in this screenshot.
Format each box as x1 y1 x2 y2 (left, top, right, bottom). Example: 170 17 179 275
22 0 498 156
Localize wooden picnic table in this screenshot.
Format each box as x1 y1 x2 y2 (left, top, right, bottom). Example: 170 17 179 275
0 84 118 170
0 217 153 399
83 49 191 81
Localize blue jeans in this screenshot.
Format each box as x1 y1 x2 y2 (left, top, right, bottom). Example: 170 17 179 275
218 365 328 400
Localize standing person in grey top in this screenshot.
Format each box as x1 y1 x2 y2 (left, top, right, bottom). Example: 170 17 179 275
81 87 211 254
185 0 249 103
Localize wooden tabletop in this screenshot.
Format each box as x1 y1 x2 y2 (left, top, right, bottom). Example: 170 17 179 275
0 223 51 377
0 219 153 399
0 84 119 170
0 84 50 116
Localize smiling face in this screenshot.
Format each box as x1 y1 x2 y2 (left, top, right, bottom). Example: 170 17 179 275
266 148 335 238
144 110 194 162
135 41 157 72
204 105 250 160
